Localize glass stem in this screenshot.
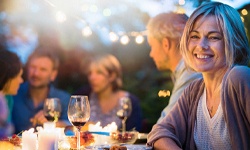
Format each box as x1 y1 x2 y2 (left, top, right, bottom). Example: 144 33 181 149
77 127 81 150
122 117 127 134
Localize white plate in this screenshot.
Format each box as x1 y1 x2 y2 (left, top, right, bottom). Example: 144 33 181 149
125 144 152 150
137 133 148 139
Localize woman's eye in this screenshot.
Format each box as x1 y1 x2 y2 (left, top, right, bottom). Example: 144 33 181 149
190 35 199 39
209 36 220 40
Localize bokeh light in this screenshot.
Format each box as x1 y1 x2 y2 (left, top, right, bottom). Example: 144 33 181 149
120 35 129 45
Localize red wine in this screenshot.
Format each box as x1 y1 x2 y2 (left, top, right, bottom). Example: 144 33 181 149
45 115 54 121
44 111 60 122
72 121 86 127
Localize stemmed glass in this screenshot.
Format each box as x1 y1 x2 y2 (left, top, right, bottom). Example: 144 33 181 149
43 98 62 123
116 97 132 133
68 95 90 150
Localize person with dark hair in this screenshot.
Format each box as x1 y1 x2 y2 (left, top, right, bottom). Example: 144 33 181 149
147 12 201 122
12 46 71 133
147 2 250 149
0 49 23 138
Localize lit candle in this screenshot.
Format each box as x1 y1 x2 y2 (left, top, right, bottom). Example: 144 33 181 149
38 123 58 150
22 128 37 150
88 122 118 145
43 122 56 129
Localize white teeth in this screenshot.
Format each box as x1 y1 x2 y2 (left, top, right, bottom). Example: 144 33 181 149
196 54 209 59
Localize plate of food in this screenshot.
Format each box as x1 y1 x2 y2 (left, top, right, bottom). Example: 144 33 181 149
0 134 22 150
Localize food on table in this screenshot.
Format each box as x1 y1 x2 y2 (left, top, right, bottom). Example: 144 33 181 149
0 141 15 149
110 145 127 150
110 131 138 144
9 134 22 146
0 134 22 148
67 132 95 149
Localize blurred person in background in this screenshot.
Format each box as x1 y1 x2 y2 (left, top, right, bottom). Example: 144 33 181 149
83 54 142 131
147 12 201 123
12 46 71 133
147 2 250 149
0 49 23 138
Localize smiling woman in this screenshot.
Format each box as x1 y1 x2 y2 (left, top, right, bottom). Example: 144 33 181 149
147 2 250 150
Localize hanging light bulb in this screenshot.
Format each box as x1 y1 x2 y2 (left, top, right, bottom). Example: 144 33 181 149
178 0 185 5
103 8 112 17
55 11 67 23
135 35 144 44
109 32 119 42
82 26 92 37
241 9 248 16
120 35 129 45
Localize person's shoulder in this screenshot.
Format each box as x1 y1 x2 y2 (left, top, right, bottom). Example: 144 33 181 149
128 93 140 101
226 65 250 81
17 82 29 93
119 90 140 102
13 82 29 100
229 65 250 75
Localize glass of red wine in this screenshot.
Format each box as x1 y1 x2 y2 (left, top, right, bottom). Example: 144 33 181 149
116 97 132 133
43 98 62 123
67 95 90 149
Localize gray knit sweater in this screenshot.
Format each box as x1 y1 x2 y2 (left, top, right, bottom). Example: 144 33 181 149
147 65 250 150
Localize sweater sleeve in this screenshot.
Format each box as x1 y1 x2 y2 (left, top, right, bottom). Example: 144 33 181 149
222 65 250 149
147 79 204 150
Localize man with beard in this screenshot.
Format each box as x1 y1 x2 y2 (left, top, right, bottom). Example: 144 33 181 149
12 47 71 133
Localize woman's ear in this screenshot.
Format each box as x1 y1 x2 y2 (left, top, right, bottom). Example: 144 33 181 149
109 72 117 82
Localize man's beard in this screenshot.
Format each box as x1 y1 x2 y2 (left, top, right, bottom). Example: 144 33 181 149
29 80 49 89
29 76 50 89
30 83 48 89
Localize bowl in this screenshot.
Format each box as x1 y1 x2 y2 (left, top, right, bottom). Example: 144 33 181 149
110 130 138 144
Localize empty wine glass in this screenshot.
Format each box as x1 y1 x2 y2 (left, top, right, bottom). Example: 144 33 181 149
68 95 90 150
116 97 132 133
43 98 62 123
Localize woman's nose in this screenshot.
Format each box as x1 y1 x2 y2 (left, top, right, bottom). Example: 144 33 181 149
197 38 209 50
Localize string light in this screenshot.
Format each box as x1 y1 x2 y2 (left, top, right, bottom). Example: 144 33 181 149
40 0 151 45
55 11 67 23
241 9 248 16
135 35 144 44
82 26 92 37
41 0 148 45
109 32 119 42
158 90 171 97
178 0 185 5
103 8 112 17
241 16 245 22
120 35 129 45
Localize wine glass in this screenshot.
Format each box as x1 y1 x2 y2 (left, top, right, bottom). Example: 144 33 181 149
43 98 62 123
116 97 132 133
67 95 90 150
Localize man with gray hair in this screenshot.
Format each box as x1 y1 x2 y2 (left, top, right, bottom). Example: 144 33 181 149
147 12 201 122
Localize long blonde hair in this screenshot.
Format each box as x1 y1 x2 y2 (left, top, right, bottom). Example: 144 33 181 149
180 2 250 71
